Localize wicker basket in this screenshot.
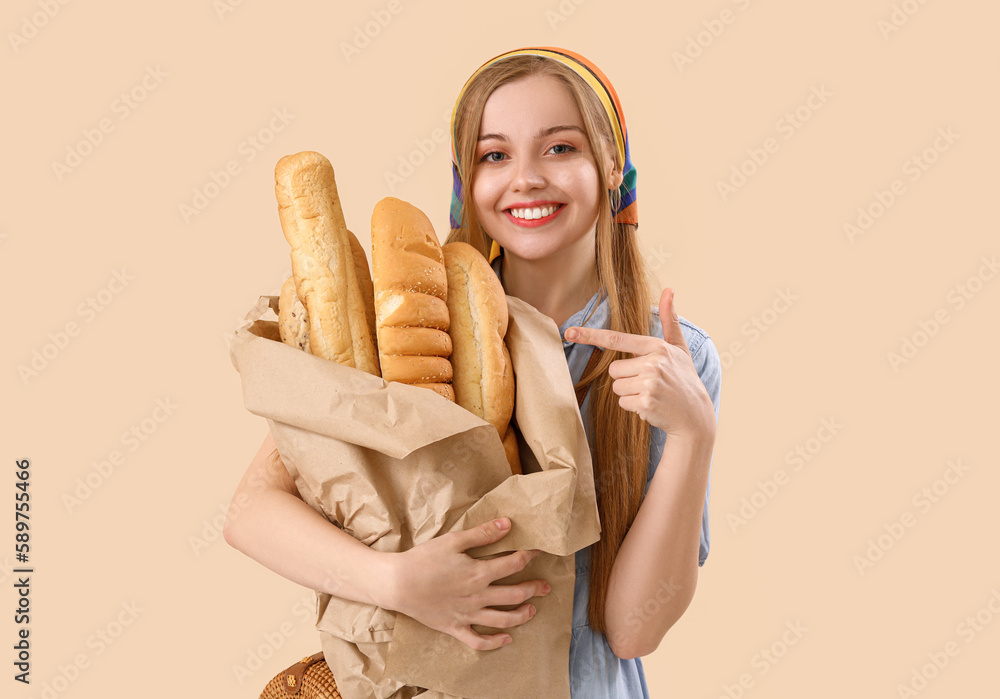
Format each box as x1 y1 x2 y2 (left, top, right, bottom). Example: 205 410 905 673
259 652 341 699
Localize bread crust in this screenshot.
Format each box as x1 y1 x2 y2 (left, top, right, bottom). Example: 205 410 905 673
278 229 372 357
347 229 378 353
371 197 454 396
442 241 515 438
412 383 456 402
275 151 380 376
502 424 522 475
278 275 310 352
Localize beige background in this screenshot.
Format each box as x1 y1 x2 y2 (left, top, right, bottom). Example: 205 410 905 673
4 0 998 697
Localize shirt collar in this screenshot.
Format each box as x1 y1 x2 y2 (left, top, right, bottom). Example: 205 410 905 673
559 290 606 349
490 252 609 348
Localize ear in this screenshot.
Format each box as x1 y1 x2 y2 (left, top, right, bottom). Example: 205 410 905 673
604 153 623 190
608 167 624 190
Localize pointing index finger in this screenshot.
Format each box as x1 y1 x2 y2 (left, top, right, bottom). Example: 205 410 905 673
563 326 661 355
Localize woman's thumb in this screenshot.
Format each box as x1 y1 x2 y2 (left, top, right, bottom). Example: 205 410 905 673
462 517 510 550
660 288 690 353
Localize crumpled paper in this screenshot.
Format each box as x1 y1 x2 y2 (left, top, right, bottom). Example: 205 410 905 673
230 293 601 699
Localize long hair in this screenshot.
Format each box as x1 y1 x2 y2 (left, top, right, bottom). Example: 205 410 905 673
445 55 657 635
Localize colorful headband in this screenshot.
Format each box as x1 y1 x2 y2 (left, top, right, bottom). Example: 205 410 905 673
448 47 638 263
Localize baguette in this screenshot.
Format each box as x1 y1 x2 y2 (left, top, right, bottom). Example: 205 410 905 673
278 228 375 355
442 241 517 473
278 276 310 352
502 424 522 475
371 197 454 399
274 151 380 376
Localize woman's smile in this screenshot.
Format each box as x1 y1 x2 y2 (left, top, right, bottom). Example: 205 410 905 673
504 202 565 226
471 72 616 262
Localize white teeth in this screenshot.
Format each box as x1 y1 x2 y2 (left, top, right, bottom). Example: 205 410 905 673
510 205 559 220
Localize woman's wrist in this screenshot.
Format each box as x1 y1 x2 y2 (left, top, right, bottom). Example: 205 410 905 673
364 549 400 611
665 424 716 464
315 539 400 611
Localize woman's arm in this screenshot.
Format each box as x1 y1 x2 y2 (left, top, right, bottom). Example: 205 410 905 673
223 430 394 607
603 332 722 659
223 431 553 651
564 290 722 659
603 432 715 659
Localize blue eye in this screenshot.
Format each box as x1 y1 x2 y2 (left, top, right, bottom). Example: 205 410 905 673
479 151 506 163
549 144 575 155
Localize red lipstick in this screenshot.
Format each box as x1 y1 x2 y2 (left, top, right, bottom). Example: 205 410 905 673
504 202 565 227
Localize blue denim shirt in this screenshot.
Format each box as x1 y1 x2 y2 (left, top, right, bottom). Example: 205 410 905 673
492 255 722 698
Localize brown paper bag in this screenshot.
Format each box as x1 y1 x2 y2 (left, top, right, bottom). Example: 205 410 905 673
230 293 601 699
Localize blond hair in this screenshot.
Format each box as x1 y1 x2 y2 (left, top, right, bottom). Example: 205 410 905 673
445 54 658 636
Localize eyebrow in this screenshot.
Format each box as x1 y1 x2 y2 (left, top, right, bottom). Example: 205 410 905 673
478 124 586 142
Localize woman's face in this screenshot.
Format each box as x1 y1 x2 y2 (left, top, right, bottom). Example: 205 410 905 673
470 73 614 264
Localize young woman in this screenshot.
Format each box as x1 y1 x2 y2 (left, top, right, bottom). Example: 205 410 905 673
443 46 721 697
225 46 721 698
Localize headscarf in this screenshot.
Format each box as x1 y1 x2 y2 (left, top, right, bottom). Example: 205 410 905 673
447 47 638 263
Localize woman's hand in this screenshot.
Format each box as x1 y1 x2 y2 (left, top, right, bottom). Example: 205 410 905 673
564 288 716 441
386 517 551 651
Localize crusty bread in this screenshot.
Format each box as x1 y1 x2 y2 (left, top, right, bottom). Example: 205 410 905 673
411 383 456 401
442 241 515 440
502 424 522 475
278 276 310 351
278 228 373 356
371 197 454 395
348 229 378 351
274 151 380 376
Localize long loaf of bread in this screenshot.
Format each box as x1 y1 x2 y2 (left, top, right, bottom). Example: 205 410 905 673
274 151 380 376
278 276 310 352
371 197 455 401
272 169 519 473
278 229 377 355
443 241 520 474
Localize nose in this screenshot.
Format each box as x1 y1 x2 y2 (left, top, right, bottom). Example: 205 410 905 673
511 155 546 192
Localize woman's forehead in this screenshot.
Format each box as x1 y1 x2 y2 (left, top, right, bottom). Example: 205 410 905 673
479 74 583 136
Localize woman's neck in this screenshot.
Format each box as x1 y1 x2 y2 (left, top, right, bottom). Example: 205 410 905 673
499 244 601 328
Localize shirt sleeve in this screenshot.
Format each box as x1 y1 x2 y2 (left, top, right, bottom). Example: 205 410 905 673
691 335 722 566
645 310 722 568
644 332 721 567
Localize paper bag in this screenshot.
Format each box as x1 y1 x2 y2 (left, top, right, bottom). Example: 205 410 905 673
230 293 601 699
